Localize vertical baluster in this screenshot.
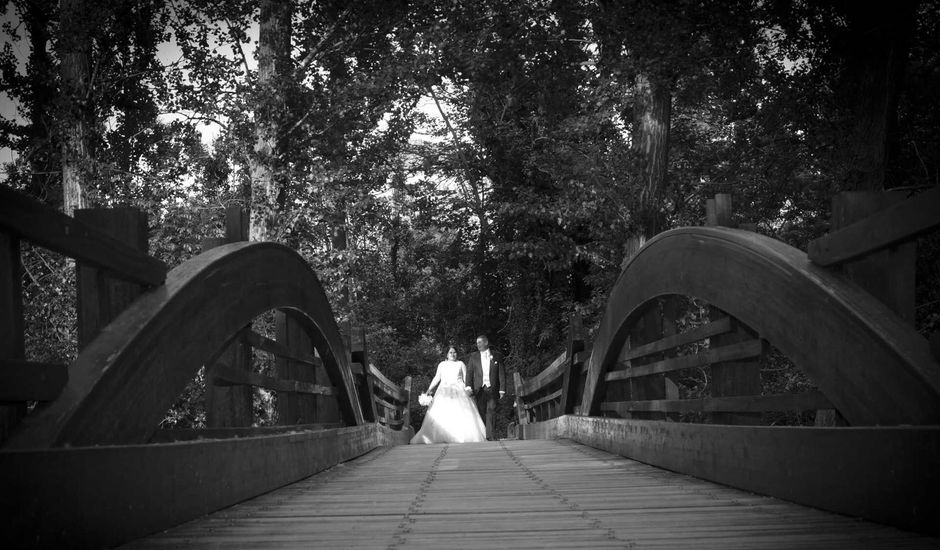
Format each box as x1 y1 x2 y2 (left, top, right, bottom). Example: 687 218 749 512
205 206 252 428
705 194 762 425
75 208 148 348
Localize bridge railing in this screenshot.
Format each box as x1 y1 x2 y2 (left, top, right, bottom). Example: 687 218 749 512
0 187 414 548
0 186 167 441
514 188 940 536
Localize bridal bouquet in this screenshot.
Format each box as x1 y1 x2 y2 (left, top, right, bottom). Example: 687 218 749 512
418 393 433 407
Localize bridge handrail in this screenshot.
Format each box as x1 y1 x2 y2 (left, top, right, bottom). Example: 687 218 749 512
808 185 940 266
0 186 167 285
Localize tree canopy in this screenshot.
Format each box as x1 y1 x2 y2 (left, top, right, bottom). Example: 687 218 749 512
2 0 938 394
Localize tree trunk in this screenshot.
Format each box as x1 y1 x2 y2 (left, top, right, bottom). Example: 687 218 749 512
632 72 672 237
836 0 916 191
25 0 56 203
58 0 91 215
249 0 293 241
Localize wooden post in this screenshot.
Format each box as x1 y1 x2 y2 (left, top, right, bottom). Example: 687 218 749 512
560 313 585 415
205 207 252 428
75 208 148 348
661 296 681 421
703 196 762 425
0 232 25 442
814 192 916 427
402 375 413 431
275 311 313 425
831 192 916 324
513 371 528 427
714 193 732 227
628 300 667 420
709 317 763 425
347 325 377 423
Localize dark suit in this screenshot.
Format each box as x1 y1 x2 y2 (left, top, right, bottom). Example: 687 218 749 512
466 349 506 440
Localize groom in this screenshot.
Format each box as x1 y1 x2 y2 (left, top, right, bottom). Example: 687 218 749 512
466 334 506 441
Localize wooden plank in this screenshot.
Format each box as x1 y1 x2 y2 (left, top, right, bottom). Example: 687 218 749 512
0 186 166 286
622 317 732 361
808 186 940 266
0 423 402 549
606 339 763 381
578 226 940 425
600 391 832 415
523 388 563 410
148 423 345 442
520 350 568 396
709 315 763 425
369 364 408 403
210 363 336 396
130 439 939 548
76 208 150 348
527 415 940 536
0 359 68 401
245 329 321 368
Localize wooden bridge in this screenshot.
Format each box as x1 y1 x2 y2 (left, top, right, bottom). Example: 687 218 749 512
2 186 939 549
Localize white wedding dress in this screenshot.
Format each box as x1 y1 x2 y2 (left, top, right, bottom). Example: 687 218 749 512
410 360 486 444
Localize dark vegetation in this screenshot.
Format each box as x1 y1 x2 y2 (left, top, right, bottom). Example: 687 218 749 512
2 0 937 431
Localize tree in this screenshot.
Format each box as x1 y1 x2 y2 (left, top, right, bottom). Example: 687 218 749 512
249 0 293 241
57 0 92 214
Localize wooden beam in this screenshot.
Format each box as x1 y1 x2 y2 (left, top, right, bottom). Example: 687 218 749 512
600 391 832 415
245 329 321 368
808 186 940 266
622 317 732 361
211 363 335 396
606 339 763 380
148 423 345 442
0 359 68 401
523 388 563 410
369 364 408 403
0 186 166 286
519 350 568 396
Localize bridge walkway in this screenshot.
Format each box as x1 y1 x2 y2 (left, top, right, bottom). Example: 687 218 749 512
125 439 937 549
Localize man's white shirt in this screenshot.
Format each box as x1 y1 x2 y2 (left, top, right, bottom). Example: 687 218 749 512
482 350 491 387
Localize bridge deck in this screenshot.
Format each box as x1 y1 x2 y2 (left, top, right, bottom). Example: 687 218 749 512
125 439 936 549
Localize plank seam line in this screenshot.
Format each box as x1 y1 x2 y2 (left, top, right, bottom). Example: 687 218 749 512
386 444 449 549
561 439 814 524
498 440 639 548
166 444 397 536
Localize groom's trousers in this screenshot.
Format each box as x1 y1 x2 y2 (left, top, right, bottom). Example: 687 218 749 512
475 386 497 440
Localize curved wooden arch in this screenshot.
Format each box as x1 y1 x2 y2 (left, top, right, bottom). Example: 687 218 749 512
8 242 363 448
580 227 940 426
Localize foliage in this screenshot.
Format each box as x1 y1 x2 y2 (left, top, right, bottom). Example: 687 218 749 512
1 0 938 432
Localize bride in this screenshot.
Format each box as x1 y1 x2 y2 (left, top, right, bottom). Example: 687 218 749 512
410 346 486 444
